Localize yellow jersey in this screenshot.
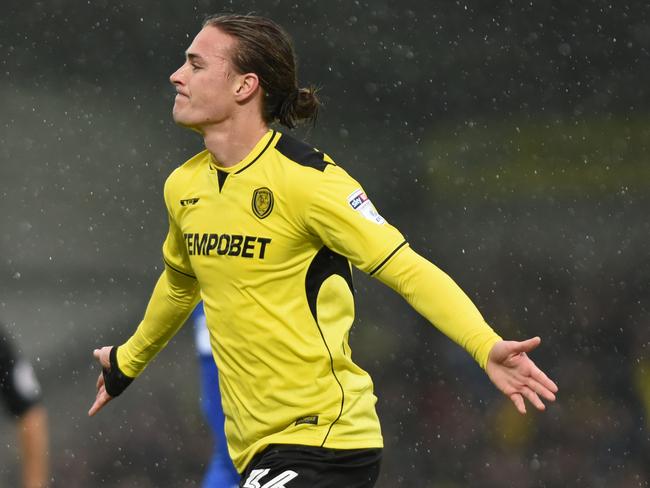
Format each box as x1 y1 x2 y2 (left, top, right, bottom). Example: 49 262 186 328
117 129 501 472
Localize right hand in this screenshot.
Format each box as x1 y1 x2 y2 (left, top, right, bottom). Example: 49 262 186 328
485 337 558 414
88 346 113 417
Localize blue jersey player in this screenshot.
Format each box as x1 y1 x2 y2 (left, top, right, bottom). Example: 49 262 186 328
189 304 239 488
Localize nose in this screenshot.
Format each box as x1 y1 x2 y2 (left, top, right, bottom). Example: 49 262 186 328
169 65 185 87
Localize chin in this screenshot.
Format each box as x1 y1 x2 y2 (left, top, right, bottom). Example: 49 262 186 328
172 115 203 134
172 111 192 127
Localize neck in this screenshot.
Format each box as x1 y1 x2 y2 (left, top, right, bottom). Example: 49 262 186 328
202 113 269 168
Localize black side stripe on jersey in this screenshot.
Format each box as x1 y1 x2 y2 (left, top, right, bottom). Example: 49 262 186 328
163 258 197 279
234 130 277 175
304 246 354 446
275 133 331 172
368 240 408 276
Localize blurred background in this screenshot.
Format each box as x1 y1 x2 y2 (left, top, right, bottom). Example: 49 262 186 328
1 0 649 486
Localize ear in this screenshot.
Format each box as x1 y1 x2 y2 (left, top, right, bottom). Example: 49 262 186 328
233 72 260 102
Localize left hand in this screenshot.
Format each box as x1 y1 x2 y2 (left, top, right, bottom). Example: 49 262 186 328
485 337 558 414
88 346 113 417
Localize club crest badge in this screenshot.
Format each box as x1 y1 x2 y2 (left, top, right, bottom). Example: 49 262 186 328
252 187 274 219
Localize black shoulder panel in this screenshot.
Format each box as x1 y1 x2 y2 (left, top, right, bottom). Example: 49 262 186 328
275 133 330 172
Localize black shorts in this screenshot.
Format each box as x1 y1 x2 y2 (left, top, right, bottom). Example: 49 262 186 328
239 444 382 488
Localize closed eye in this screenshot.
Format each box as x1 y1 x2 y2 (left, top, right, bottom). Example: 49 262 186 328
186 52 205 72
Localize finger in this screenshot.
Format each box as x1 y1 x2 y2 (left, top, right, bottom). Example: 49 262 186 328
527 377 556 402
520 385 546 411
531 365 559 393
88 399 103 417
510 392 526 414
512 336 541 354
88 389 111 417
93 346 112 368
93 348 107 368
95 372 104 391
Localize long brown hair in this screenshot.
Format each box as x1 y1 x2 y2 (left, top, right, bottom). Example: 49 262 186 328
203 14 320 129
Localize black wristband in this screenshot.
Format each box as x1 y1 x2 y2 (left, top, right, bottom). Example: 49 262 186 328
102 346 134 397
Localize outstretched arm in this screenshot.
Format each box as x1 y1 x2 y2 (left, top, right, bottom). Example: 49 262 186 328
88 266 200 416
374 246 558 413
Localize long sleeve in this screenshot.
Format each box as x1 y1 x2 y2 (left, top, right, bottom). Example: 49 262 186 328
116 266 201 378
374 246 501 369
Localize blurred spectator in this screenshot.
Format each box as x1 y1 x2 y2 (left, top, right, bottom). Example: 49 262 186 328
0 323 49 488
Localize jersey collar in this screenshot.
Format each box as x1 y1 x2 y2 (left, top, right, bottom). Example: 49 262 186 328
209 129 277 174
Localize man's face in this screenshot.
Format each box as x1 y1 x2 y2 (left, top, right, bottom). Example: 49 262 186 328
169 26 239 131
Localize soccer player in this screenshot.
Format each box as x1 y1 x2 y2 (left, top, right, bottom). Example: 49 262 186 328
189 303 239 488
0 324 49 488
88 14 558 487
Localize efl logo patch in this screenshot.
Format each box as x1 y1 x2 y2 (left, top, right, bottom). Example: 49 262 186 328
348 189 368 210
347 188 385 224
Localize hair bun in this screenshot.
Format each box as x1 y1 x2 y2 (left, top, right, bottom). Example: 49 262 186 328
275 86 320 129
